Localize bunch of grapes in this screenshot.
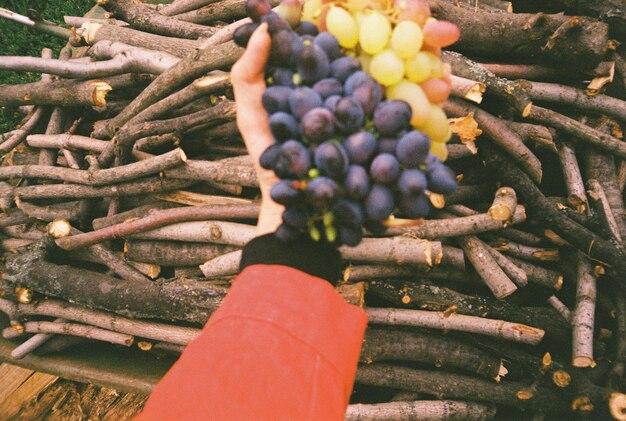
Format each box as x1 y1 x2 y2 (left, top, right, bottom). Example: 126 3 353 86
235 0 458 245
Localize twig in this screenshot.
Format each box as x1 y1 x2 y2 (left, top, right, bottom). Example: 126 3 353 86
0 7 71 39
572 253 598 368
555 138 588 213
4 321 134 347
346 400 497 421
450 75 485 104
125 240 238 266
547 296 571 322
0 108 47 152
484 246 528 287
10 318 65 359
159 0 218 16
28 134 109 153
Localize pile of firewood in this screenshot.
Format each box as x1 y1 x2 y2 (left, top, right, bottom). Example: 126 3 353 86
0 0 625 418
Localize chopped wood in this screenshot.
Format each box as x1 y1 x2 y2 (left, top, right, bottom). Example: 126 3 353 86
345 400 496 421
571 253 598 368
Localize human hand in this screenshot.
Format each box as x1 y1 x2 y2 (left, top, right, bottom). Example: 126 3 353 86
231 23 284 236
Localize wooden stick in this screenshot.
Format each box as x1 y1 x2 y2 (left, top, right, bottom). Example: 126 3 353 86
556 138 588 213
504 121 556 152
450 75 485 104
484 246 528 287
0 7 71 39
125 240 238 266
366 308 544 345
199 249 242 278
0 108 47 152
10 318 64 359
0 79 112 108
488 187 517 222
572 254 598 368
4 321 134 347
345 400 496 421
159 0 218 16
587 179 623 244
547 295 571 322
28 134 109 153
505 256 563 291
341 237 443 267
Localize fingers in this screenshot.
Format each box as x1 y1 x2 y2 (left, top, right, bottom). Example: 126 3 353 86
231 23 271 85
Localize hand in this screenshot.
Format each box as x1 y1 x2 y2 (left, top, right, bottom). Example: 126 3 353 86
231 23 284 236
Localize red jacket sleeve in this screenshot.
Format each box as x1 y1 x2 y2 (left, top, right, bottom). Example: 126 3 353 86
135 264 368 420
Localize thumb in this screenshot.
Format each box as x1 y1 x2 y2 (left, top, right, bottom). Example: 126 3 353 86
232 23 271 83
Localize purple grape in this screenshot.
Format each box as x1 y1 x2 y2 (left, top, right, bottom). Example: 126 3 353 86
378 138 398 154
274 140 312 178
275 223 303 242
323 95 341 112
330 56 361 83
427 165 458 194
282 207 308 228
344 71 371 95
297 44 330 84
423 153 442 174
397 169 428 196
259 143 280 170
270 30 303 67
312 78 343 99
298 20 319 36
398 194 430 219
344 130 377 164
269 112 299 142
289 87 323 119
300 34 315 43
246 0 272 22
363 220 387 235
300 107 336 144
269 67 294 86
344 165 370 199
313 32 341 61
270 180 302 205
262 86 292 114
351 79 382 116
333 97 365 134
370 153 400 184
396 131 431 168
261 12 290 34
306 176 338 208
233 22 259 47
374 100 412 136
314 141 349 179
332 198 364 226
364 184 395 220
338 226 363 246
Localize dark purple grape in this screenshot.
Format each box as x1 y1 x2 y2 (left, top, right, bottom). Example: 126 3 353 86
259 143 280 170
332 198 364 226
427 165 458 194
364 184 395 220
344 165 370 199
333 97 365 134
330 56 361 83
306 176 338 208
275 223 302 242
344 130 377 164
351 79 382 116
313 32 341 61
297 44 330 84
289 87 323 119
269 112 299 142
378 138 398 154
396 131 431 168
233 22 259 47
274 140 312 178
398 194 430 219
397 169 427 196
323 95 341 112
370 153 400 184
270 180 302 205
374 100 412 136
282 207 308 228
344 71 371 95
262 86 292 114
298 20 319 36
314 141 349 179
300 34 315 43
246 0 273 22
268 67 294 86
261 12 290 34
270 30 303 67
300 107 336 144
423 153 442 174
312 78 343 99
338 226 363 246
363 220 387 235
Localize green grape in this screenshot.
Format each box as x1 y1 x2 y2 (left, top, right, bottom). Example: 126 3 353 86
386 79 431 127
326 6 359 48
424 51 445 78
390 21 423 59
370 50 404 86
345 0 368 13
430 141 448 161
357 52 372 73
404 51 432 83
302 0 321 23
421 104 451 144
359 11 391 55
325 225 337 242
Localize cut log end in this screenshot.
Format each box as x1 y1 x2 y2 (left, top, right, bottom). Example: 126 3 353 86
91 81 112 107
494 362 508 382
552 370 571 388
15 287 33 304
571 356 596 368
48 218 72 238
81 22 103 45
522 102 532 118
571 396 594 413
609 393 626 421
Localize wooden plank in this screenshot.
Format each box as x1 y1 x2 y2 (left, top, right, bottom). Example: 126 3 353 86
0 370 58 419
0 363 35 405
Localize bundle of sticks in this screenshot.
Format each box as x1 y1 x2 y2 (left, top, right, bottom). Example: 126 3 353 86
0 0 625 418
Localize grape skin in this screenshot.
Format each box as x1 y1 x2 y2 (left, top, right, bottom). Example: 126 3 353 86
397 169 427 196
344 165 370 199
260 143 281 170
374 100 412 137
398 193 430 219
427 164 458 194
364 184 395 220
300 107 336 144
313 32 342 60
270 180 302 205
289 87 323 119
395 130 430 168
330 57 362 83
297 44 330 84
275 140 312 178
269 112 300 142
344 130 377 164
314 141 349 179
307 176 339 208
262 86 293 114
312 78 343 99
370 153 400 184
333 97 365 134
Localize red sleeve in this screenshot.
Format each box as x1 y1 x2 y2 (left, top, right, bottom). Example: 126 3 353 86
135 264 368 420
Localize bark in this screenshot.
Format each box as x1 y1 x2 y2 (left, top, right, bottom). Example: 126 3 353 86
341 237 443 267
547 295 571 322
555 139 588 213
92 202 179 230
0 79 111 108
98 0 217 39
444 98 542 184
484 246 528 287
159 0 218 16
0 108 47 152
488 187 518 222
199 249 242 278
173 0 275 23
163 159 259 187
478 62 566 82
366 307 544 345
450 75 485 104
586 179 623 244
10 320 62 359
38 104 65 167
504 256 563 290
344 265 473 284
504 121 556 151
0 7 71 39
345 400 496 421
430 1 609 67
4 321 135 347
362 328 506 380
572 253 598 367
490 239 559 264
125 240 239 266
27 134 109 153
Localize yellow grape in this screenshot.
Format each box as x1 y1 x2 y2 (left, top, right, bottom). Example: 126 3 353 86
357 52 372 73
429 141 448 161
421 77 451 103
345 0 368 12
423 20 461 48
421 104 451 143
370 50 404 86
359 12 391 55
326 6 359 48
386 79 431 127
423 51 444 78
390 21 423 59
404 51 431 83
302 0 321 23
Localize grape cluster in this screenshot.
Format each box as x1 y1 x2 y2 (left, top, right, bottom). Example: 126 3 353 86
235 0 458 246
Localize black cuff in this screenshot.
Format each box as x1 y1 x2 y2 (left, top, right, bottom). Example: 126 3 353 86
239 234 342 285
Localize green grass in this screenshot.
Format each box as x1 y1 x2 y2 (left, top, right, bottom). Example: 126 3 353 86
0 0 94 132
